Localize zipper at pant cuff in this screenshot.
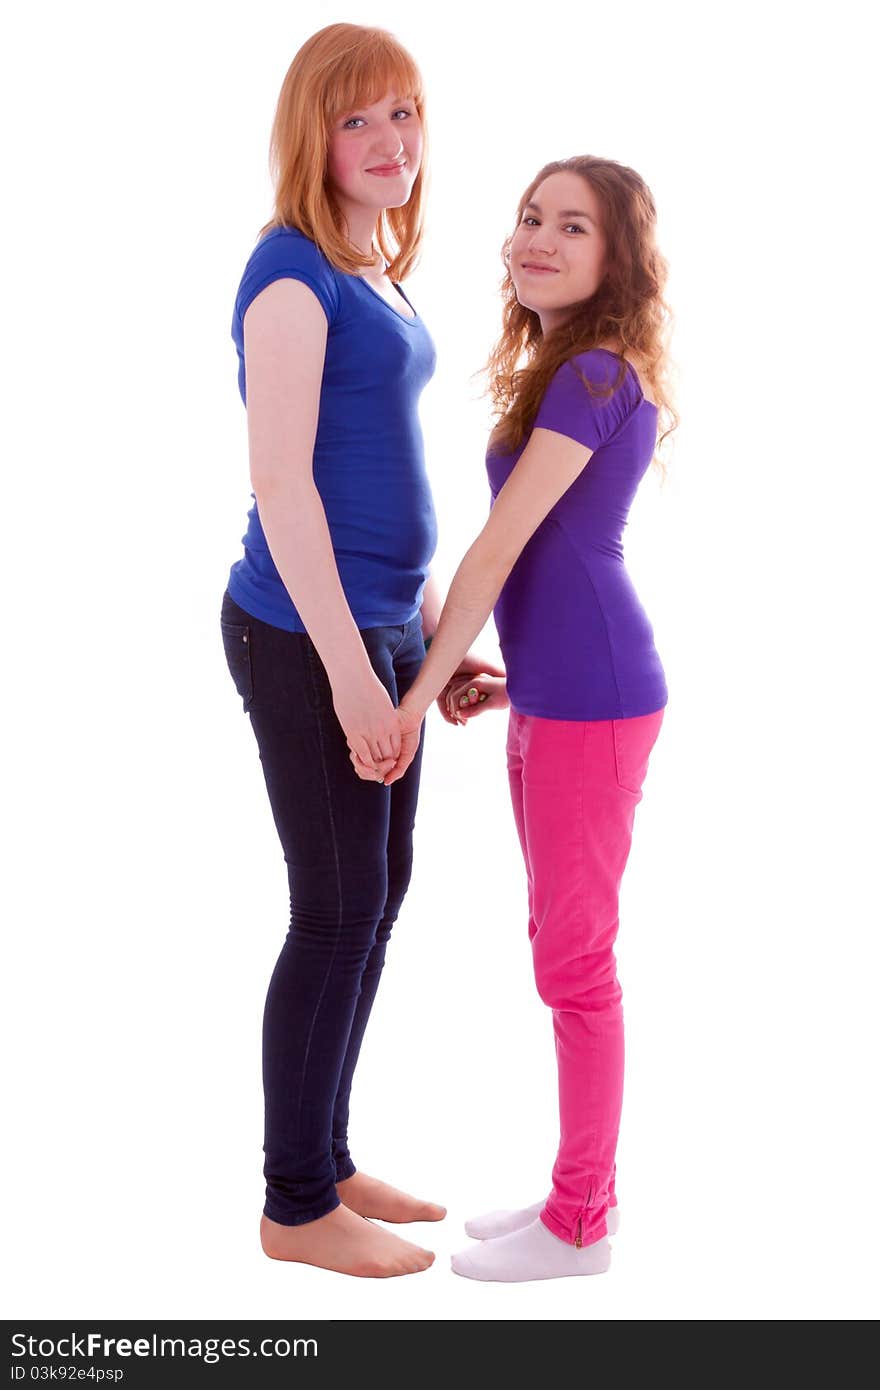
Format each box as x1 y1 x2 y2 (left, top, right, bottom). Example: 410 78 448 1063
574 1179 597 1248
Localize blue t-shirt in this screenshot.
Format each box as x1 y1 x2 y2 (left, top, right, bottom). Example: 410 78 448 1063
227 226 438 632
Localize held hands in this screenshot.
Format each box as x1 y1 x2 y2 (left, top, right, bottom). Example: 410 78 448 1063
435 649 505 725
348 674 509 786
349 703 423 786
335 669 402 780
443 673 509 725
347 648 507 786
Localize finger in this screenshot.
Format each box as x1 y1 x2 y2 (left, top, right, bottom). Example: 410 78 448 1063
376 733 396 762
371 729 402 761
437 698 458 726
460 693 492 721
439 683 459 724
355 754 392 783
353 736 378 771
350 747 377 779
354 747 394 772
383 754 411 786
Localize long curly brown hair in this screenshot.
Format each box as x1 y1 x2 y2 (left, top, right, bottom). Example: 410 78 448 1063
486 156 677 466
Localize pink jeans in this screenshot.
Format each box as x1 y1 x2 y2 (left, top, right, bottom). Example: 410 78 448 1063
506 706 664 1247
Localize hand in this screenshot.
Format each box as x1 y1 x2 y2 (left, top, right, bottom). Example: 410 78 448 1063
350 704 423 787
333 669 401 772
445 674 509 725
435 648 506 725
384 703 424 785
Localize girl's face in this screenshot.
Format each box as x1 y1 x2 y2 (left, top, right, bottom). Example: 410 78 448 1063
508 172 608 331
327 90 422 217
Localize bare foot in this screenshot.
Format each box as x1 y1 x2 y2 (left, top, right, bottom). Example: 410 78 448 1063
260 1205 434 1277
336 1171 446 1223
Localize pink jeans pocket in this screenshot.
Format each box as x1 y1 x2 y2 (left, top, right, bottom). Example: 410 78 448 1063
611 708 665 794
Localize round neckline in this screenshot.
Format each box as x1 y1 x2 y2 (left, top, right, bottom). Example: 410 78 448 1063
354 273 421 326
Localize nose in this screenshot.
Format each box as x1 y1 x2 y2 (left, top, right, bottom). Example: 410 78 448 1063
527 229 556 256
374 121 405 161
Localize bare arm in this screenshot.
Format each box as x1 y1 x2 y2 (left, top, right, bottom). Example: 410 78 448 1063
393 426 594 728
244 277 401 768
418 570 505 725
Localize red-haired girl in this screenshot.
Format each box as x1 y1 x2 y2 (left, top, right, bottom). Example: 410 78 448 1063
356 156 675 1282
221 24 497 1278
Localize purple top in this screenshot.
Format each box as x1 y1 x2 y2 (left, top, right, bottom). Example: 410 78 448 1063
487 349 667 721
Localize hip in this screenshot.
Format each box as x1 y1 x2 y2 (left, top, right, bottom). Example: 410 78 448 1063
506 703 664 798
220 589 426 719
501 637 667 722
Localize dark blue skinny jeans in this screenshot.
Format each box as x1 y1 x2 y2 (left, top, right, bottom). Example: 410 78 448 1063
221 590 426 1226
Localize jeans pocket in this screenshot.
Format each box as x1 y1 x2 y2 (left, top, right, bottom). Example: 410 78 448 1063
611 712 662 794
221 619 254 710
614 717 647 795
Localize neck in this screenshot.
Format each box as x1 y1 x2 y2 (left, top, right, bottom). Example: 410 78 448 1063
335 198 381 264
537 308 568 336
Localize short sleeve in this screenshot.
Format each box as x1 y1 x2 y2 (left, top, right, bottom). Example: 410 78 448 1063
234 227 341 328
533 350 642 452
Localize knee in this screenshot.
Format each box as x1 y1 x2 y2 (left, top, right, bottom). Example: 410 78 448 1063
380 842 414 933
532 936 620 1012
289 861 390 946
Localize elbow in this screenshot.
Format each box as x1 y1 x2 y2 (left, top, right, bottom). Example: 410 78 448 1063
455 541 514 612
464 535 518 591
250 464 315 506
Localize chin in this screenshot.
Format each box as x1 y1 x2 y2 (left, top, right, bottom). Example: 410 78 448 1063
514 291 546 315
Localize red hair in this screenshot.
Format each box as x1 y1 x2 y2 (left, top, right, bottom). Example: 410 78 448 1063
260 24 427 280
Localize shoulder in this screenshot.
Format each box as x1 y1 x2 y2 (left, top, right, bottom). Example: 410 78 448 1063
244 226 332 278
559 349 642 398
534 350 644 451
235 226 341 325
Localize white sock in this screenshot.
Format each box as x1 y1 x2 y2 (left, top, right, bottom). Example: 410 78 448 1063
465 1200 620 1241
451 1217 611 1283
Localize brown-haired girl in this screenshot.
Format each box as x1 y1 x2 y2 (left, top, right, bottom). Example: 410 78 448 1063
355 156 674 1281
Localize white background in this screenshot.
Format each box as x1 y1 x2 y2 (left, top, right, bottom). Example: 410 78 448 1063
3 0 878 1322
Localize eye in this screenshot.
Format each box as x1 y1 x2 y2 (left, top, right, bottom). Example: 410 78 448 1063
521 216 539 227
392 107 414 120
342 116 366 130
564 223 587 234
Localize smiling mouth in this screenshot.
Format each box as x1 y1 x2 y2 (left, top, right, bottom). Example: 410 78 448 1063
367 162 407 176
520 263 559 274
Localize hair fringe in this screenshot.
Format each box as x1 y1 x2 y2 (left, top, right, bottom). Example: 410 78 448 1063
258 24 427 281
